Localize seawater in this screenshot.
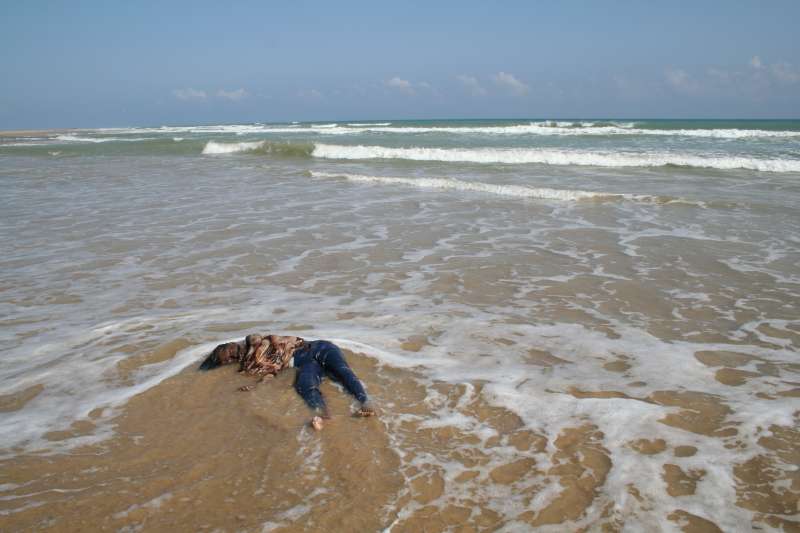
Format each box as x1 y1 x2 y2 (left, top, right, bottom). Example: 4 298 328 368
1 119 799 531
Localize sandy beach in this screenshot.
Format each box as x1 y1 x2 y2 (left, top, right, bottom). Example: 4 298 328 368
1 120 799 531
3 345 797 531
4 1 800 529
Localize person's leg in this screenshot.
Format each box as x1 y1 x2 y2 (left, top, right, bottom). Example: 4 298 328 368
294 361 327 414
318 343 369 405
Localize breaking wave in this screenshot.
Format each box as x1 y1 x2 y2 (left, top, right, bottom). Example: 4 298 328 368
96 122 800 138
309 171 701 205
202 140 314 157
311 144 800 172
336 123 800 138
202 140 264 154
54 135 156 143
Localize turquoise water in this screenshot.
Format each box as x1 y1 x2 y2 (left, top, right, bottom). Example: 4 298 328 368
3 119 800 166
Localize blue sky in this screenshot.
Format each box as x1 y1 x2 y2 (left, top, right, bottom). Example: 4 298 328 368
2 1 799 128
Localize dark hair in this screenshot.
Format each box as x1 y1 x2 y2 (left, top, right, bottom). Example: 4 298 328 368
199 341 244 371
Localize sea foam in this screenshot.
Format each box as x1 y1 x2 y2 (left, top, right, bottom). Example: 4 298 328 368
202 140 265 154
92 122 800 139
309 171 697 205
330 123 800 138
311 144 800 172
202 140 313 156
54 135 155 143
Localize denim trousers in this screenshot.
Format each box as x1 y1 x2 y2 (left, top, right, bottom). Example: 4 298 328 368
292 340 368 411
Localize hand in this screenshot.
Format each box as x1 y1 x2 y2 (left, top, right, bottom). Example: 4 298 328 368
310 416 324 431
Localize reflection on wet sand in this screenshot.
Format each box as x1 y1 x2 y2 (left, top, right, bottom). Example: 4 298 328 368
1 145 799 531
2 343 799 531
1 353 402 532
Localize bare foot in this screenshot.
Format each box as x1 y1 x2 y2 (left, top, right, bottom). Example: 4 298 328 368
311 416 324 431
238 384 254 392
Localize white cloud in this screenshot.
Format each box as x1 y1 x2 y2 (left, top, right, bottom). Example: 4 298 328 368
385 76 415 94
665 68 700 93
172 88 207 101
457 74 487 96
707 67 730 81
749 56 800 83
770 62 800 83
492 72 529 95
297 88 324 100
664 56 800 98
217 88 248 101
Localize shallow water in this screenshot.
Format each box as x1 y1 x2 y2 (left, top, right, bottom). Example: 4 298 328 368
1 120 799 531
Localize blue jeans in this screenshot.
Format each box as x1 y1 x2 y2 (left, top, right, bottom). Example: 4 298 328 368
292 340 368 412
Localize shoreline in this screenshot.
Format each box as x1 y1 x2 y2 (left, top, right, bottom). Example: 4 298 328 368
2 340 797 531
1 116 798 531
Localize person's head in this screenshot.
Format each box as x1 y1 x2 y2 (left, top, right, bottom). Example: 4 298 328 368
198 341 244 370
243 333 268 362
245 334 264 347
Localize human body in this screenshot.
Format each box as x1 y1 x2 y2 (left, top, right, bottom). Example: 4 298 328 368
200 334 375 430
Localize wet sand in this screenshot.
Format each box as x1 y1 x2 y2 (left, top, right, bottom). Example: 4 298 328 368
2 133 799 531
1 352 403 532
2 345 797 532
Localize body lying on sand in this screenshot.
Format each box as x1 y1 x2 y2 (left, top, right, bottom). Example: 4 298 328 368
200 334 375 430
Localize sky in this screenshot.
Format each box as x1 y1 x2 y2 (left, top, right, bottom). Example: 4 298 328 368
1 1 799 128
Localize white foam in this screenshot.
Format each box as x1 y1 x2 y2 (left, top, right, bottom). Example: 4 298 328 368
92 122 800 139
314 122 799 138
0 324 217 458
0 142 45 147
312 145 800 172
311 122 800 138
112 492 173 519
311 170 642 202
54 135 154 143
2 152 797 530
201 140 264 154
97 124 304 135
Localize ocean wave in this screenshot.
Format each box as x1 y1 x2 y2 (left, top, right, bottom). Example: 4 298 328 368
330 123 800 138
201 140 314 156
95 122 800 139
54 135 155 143
349 123 798 138
311 144 800 172
309 171 700 205
537 120 637 128
98 124 300 135
202 140 264 154
0 142 46 147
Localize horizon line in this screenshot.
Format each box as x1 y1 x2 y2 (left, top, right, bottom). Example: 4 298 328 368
3 116 800 133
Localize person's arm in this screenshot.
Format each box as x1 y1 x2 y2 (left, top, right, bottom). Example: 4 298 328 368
238 364 282 391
